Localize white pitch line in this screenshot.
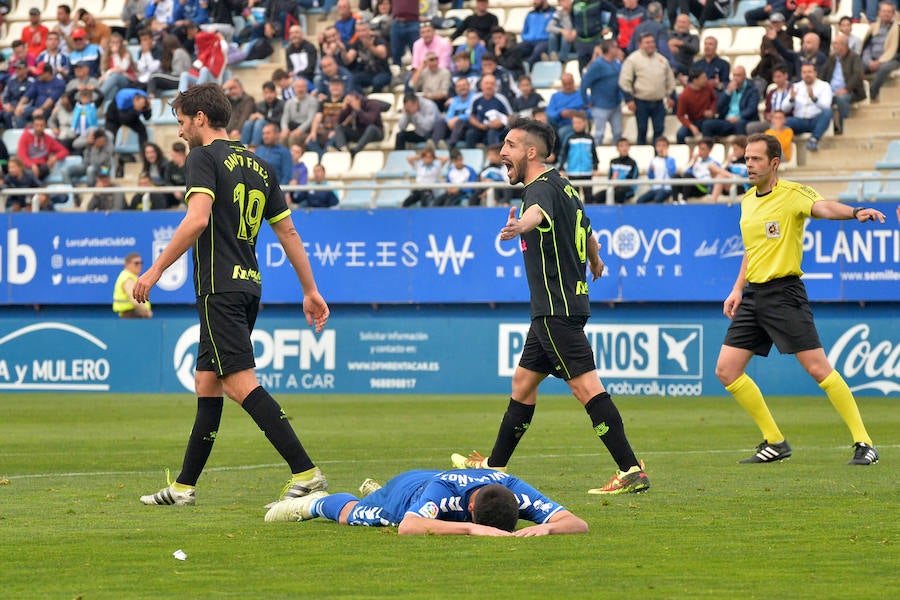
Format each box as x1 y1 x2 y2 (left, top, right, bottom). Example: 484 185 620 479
5 445 896 481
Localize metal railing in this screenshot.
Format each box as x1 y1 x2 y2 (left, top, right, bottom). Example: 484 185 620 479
2 172 900 213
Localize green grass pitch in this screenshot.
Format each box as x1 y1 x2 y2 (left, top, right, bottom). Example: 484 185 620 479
1 393 897 599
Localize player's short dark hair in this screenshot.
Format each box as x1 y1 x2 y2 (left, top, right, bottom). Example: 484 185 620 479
171 83 232 129
262 81 276 92
472 484 519 532
688 68 705 82
654 136 669 145
272 68 290 81
747 133 783 162
731 135 748 149
508 117 556 161
125 252 141 264
450 148 462 160
772 65 790 76
697 137 713 149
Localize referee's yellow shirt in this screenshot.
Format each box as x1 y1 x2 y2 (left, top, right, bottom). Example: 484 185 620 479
740 179 821 284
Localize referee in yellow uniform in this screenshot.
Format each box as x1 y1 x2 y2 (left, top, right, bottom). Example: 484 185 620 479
715 133 885 465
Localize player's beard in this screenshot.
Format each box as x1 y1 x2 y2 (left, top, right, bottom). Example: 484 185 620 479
184 132 203 149
506 156 527 185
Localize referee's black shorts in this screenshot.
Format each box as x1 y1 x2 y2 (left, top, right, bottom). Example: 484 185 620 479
723 276 822 356
196 291 260 377
518 315 597 380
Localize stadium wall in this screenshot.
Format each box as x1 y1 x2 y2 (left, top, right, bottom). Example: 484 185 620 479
2 204 899 304
1 206 897 396
0 303 897 397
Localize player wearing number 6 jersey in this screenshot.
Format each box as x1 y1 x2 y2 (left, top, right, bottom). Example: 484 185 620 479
451 118 649 495
133 83 331 507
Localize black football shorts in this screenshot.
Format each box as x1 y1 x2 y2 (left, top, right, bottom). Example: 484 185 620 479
195 291 260 376
518 315 597 380
723 276 822 356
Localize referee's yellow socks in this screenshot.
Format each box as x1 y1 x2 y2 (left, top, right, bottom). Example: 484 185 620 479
818 370 874 446
726 373 785 444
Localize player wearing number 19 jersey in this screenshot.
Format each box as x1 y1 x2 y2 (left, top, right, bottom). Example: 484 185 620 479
134 84 331 507
451 119 649 495
185 138 288 299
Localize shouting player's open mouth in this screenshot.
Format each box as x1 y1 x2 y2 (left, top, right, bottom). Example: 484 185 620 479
502 158 516 184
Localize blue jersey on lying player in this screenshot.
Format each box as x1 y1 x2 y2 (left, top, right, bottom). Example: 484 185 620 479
346 469 564 527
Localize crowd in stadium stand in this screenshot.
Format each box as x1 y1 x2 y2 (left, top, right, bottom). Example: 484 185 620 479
0 0 898 210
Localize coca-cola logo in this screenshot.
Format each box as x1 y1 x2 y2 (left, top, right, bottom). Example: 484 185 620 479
826 324 900 395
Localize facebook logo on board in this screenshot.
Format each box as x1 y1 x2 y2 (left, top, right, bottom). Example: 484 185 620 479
497 324 703 379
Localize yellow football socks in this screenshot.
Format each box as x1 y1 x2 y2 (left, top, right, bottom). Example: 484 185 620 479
291 467 319 483
726 373 785 444
819 370 874 446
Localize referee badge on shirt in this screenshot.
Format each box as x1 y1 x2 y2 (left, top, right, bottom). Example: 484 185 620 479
765 221 781 239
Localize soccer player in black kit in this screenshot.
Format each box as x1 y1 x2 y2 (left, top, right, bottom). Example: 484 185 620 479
133 84 330 506
452 118 649 494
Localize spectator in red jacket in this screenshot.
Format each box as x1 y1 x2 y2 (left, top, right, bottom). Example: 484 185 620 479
18 111 69 181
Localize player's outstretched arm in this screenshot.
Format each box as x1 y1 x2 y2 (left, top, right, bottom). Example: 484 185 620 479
133 193 212 304
499 205 544 240
811 201 886 223
513 510 589 537
397 514 513 536
271 216 330 333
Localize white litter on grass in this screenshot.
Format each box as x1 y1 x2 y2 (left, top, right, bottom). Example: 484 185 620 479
173 549 187 561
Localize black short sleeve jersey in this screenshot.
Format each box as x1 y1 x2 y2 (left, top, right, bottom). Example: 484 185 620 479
185 138 291 297
519 168 593 319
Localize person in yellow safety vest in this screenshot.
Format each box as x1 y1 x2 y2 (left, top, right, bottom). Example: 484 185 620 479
112 252 153 318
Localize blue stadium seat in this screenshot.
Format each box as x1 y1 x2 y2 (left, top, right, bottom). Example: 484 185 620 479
460 148 485 169
837 171 882 202
150 97 178 125
45 155 84 185
2 128 24 153
114 126 152 155
875 141 900 170
529 61 562 88
376 186 410 207
874 171 900 201
377 150 416 179
341 181 376 209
